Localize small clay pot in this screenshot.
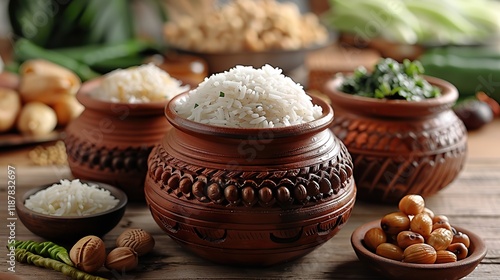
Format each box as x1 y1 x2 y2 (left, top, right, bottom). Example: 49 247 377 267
324 76 467 204
64 79 179 201
145 93 356 266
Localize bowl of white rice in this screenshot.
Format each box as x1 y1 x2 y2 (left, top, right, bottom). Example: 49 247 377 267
17 179 127 242
145 65 356 266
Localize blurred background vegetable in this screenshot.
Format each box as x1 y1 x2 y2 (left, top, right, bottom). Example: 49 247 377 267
7 0 167 80
419 46 500 102
323 0 500 46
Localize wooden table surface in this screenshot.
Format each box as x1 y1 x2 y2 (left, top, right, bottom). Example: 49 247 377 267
0 117 499 279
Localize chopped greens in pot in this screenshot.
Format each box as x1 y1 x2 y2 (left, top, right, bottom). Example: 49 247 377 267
338 58 441 101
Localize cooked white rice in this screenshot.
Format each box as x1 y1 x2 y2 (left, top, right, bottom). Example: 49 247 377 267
25 179 120 216
174 65 323 128
92 63 189 103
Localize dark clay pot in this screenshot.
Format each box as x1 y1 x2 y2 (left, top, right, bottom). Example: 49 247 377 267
145 93 356 266
324 76 467 204
64 79 174 201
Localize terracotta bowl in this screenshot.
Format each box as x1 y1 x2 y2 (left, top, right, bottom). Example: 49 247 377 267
64 78 188 201
324 76 468 203
16 181 127 243
145 93 357 266
351 219 487 280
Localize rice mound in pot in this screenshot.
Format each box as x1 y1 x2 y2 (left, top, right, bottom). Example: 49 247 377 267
174 64 323 128
24 179 120 216
92 63 188 103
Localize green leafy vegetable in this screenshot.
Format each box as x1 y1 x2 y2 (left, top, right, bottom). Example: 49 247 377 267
219 92 225 97
7 0 167 79
339 58 441 101
8 0 135 49
13 38 100 81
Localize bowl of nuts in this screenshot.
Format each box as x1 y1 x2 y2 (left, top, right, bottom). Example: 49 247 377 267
350 195 487 280
163 0 331 74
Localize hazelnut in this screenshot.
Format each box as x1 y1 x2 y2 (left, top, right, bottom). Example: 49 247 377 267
116 228 155 256
70 235 106 273
403 243 437 264
105 247 138 272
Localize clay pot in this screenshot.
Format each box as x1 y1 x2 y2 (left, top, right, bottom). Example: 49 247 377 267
145 93 356 266
64 79 175 201
324 76 467 204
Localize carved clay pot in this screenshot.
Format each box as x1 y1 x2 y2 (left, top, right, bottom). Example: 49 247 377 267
145 93 356 266
64 79 174 201
324 76 467 204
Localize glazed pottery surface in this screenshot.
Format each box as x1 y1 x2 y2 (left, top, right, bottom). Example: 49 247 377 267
324 76 467 204
64 79 175 201
145 94 356 266
16 181 127 243
351 219 487 280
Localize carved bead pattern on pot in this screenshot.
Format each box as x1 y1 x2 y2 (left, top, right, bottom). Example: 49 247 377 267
147 144 353 208
65 135 151 172
144 93 357 266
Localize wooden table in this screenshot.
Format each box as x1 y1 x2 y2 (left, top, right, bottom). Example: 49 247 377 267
0 118 499 279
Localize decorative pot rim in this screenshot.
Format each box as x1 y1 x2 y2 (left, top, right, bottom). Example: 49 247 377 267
325 75 458 118
76 77 174 116
165 92 334 139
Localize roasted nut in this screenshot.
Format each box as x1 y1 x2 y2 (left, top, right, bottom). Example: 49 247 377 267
435 250 457 263
376 243 404 261
163 0 328 53
451 230 470 248
427 228 453 251
381 212 411 235
70 235 106 273
432 221 452 231
447 243 469 260
432 215 449 225
403 243 437 264
116 228 155 256
363 227 387 251
398 194 425 215
396 230 425 250
422 207 435 220
410 213 433 237
105 247 138 272
372 195 471 264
